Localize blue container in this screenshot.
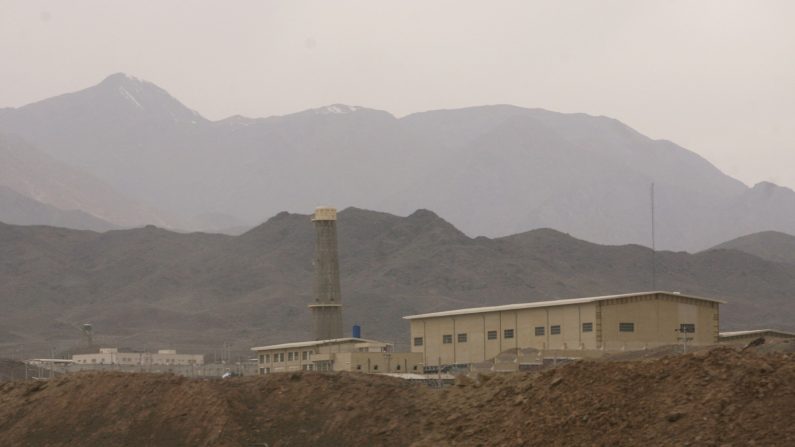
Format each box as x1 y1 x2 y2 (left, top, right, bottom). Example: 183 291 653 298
352 324 362 339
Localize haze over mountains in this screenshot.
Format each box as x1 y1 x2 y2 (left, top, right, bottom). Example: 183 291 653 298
0 133 173 229
1 74 794 250
0 185 115 232
1 208 794 358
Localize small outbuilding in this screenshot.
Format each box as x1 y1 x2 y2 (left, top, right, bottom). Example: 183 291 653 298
251 338 423 374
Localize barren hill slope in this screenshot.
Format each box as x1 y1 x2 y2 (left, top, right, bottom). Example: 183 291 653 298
1 208 794 359
709 231 795 265
0 347 793 446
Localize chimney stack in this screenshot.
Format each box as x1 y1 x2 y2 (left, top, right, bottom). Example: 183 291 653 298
309 207 343 340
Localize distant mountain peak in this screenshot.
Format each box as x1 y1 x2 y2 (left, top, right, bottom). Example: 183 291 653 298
101 72 145 85
408 209 441 220
84 73 206 124
753 181 776 189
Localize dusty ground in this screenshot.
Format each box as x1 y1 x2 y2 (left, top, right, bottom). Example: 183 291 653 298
1 346 793 446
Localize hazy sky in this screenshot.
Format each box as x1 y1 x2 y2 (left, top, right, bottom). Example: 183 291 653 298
1 0 794 189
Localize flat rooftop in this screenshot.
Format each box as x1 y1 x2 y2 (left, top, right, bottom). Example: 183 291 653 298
403 291 726 320
251 337 387 351
719 329 795 338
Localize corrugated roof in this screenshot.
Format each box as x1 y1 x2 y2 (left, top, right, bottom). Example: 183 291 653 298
250 337 387 351
403 291 726 320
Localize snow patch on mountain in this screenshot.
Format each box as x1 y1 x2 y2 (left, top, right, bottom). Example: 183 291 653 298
313 104 361 115
118 87 143 109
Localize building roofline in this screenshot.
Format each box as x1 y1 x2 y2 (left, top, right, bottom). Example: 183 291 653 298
403 291 726 320
250 337 387 351
719 329 795 338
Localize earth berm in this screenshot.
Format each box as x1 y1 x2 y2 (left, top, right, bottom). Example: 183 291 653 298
1 346 793 446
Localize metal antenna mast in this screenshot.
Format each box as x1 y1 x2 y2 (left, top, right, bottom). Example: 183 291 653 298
651 183 657 290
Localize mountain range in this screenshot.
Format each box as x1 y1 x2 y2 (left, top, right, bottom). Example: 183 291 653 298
1 74 794 250
1 208 793 359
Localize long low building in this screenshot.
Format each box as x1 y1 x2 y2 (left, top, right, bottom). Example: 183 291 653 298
405 291 724 367
251 338 423 374
72 348 204 366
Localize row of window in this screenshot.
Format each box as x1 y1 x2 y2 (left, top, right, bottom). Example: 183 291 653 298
413 322 653 346
259 350 314 364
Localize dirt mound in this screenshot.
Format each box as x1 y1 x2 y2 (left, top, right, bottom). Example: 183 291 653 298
0 372 425 447
1 347 793 446
424 347 795 446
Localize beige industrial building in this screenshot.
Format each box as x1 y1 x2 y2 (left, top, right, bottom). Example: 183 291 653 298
405 291 723 367
252 338 423 374
719 329 795 345
72 348 204 366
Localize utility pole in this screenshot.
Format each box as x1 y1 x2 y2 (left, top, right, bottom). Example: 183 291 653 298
651 182 657 290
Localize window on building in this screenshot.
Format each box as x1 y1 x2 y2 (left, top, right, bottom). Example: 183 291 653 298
619 322 635 332
373 365 379 371
551 325 561 335
356 365 362 370
413 365 419 371
259 368 265 375
287 352 294 361
259 354 265 363
680 323 695 333
265 354 270 363
396 365 401 371
414 337 424 346
306 364 313 371
582 322 593 333
302 351 308 361
457 333 468 343
534 326 545 336
278 353 284 362
442 334 453 344
487 330 498 340
504 329 514 339
265 367 270 373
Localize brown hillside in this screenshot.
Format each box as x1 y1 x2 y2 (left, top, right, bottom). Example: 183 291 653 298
0 347 793 446
709 230 795 265
2 208 795 359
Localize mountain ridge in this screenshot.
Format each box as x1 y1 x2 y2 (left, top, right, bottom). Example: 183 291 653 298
1 74 794 250
1 208 793 359
708 230 795 266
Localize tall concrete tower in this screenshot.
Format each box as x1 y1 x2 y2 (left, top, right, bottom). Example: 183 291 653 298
309 206 344 340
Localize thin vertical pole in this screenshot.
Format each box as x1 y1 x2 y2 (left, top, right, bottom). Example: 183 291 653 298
651 183 657 290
